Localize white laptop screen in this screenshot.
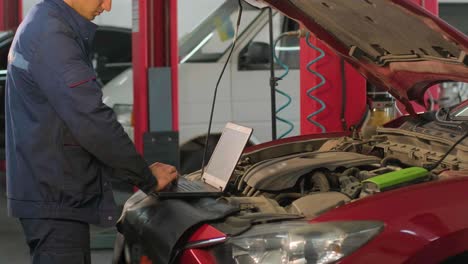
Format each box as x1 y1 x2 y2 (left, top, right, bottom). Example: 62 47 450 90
203 123 252 186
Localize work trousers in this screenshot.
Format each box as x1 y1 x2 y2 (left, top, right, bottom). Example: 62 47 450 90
19 218 91 264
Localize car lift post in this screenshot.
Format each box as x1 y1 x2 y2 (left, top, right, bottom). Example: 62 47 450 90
0 0 21 31
132 0 179 167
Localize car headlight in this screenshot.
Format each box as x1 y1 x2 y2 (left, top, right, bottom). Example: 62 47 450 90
113 104 133 126
212 221 383 264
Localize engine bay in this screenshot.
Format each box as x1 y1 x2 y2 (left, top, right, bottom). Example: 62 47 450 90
187 114 468 220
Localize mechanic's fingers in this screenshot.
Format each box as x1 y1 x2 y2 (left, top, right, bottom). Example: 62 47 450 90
159 164 177 173
149 162 161 168
168 166 177 174
150 162 177 173
167 171 177 180
161 168 177 179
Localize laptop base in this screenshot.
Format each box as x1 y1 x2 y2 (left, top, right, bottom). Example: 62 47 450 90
155 178 223 199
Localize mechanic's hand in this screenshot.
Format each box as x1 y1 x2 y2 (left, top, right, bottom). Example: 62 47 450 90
149 162 178 191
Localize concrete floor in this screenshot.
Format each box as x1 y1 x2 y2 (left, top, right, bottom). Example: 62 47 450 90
0 174 127 264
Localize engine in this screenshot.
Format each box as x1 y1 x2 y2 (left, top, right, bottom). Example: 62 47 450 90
229 150 413 218
185 117 468 220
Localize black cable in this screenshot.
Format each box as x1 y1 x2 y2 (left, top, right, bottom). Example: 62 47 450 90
268 7 277 140
340 58 348 131
200 0 243 176
354 105 370 130
427 130 468 171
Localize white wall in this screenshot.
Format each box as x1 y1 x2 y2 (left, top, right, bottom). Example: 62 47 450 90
23 0 223 38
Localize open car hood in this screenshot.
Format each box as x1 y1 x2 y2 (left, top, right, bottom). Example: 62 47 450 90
248 0 468 114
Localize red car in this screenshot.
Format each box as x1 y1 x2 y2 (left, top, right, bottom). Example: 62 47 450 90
115 0 468 263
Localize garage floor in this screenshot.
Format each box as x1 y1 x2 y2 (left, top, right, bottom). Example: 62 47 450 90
0 173 118 264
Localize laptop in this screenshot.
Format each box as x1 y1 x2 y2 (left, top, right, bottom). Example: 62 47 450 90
155 122 253 198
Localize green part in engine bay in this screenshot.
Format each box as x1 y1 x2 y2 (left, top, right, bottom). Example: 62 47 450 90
363 167 429 191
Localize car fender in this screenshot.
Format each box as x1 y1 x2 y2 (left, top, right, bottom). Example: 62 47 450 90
312 177 468 264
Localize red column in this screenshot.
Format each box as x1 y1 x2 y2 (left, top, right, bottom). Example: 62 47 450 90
132 0 178 153
300 34 366 135
132 0 149 153
18 0 22 22
0 0 21 31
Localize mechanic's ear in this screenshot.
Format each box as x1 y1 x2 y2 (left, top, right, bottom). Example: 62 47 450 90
102 0 112 12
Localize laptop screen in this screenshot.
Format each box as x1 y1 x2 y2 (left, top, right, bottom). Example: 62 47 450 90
203 123 252 185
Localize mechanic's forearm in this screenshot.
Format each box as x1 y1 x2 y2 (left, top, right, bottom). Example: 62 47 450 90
71 105 158 193
114 167 157 193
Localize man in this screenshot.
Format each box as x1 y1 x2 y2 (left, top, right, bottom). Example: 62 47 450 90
5 0 177 263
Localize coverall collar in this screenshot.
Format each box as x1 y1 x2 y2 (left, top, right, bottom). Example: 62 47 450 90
46 0 98 46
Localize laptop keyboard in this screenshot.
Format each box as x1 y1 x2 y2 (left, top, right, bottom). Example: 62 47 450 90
177 180 203 191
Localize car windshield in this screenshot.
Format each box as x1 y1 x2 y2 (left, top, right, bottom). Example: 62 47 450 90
178 0 263 63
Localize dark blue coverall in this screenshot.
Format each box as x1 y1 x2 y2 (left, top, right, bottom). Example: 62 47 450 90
5 0 157 262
